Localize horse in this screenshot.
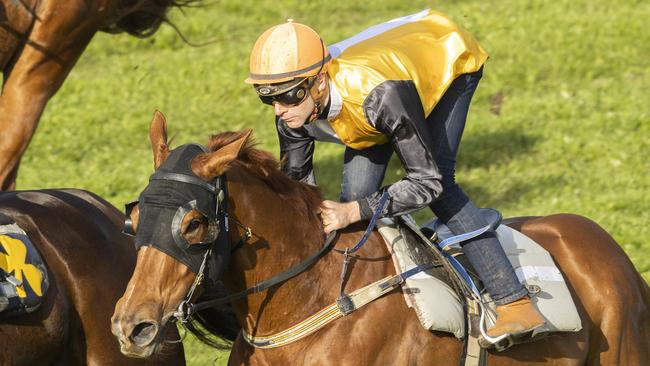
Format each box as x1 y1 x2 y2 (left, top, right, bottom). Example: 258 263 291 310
0 0 201 190
0 188 185 365
112 111 650 365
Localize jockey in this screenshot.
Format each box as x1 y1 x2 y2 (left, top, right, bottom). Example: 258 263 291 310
244 9 545 342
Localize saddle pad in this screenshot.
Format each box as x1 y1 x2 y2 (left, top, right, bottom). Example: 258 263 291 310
0 222 49 314
378 218 582 339
377 218 466 338
490 225 582 333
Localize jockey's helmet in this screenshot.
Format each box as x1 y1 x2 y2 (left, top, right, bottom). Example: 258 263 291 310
245 20 331 97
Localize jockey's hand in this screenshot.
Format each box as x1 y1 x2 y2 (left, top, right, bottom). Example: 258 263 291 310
319 200 361 234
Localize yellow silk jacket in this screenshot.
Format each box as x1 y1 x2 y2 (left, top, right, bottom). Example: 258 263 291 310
326 8 488 149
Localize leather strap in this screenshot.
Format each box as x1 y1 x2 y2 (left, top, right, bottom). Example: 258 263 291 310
185 230 339 314
150 171 217 193
243 263 433 349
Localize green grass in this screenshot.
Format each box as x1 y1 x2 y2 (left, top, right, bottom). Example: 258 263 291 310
15 0 650 364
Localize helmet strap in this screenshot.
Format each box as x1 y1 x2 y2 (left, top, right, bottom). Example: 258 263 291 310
305 40 329 124
305 103 319 125
306 76 326 124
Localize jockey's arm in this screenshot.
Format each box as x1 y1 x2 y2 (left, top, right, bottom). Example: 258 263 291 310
358 81 443 220
276 117 316 184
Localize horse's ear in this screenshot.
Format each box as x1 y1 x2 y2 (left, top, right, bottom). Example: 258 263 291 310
149 110 170 169
192 129 253 180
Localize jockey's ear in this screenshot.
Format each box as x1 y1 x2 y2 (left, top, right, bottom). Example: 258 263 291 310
149 110 170 169
191 129 252 180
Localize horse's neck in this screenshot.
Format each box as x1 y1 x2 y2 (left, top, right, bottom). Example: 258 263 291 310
224 168 341 335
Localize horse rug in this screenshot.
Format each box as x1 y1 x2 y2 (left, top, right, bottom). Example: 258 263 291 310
377 214 582 339
0 213 49 318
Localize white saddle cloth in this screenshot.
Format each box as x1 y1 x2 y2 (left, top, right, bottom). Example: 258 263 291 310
377 217 582 339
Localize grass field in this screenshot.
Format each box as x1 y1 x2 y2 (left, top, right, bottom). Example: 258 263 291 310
14 0 649 364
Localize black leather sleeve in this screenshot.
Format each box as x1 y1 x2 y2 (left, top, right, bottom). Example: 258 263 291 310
275 117 316 184
358 80 443 220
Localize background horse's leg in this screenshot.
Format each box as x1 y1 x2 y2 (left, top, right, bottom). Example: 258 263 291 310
0 1 101 190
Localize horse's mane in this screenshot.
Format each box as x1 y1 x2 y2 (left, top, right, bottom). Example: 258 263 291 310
100 0 203 38
206 131 324 230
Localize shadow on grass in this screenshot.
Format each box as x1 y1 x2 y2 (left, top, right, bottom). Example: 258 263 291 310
457 127 539 170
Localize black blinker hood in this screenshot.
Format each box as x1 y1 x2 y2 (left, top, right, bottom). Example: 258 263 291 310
134 143 230 276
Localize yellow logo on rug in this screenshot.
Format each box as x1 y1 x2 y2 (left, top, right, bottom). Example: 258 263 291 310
0 235 43 298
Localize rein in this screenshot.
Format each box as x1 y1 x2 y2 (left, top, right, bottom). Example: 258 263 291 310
175 193 390 322
337 192 389 298
175 229 339 321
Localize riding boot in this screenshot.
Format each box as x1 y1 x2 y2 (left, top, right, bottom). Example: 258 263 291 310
486 296 546 338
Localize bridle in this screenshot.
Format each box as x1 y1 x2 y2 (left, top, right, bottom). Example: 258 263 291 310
146 169 338 323
124 143 338 324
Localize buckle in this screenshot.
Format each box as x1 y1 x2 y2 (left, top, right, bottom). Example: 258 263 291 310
173 300 194 324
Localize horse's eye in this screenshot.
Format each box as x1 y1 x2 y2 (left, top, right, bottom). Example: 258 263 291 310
187 218 204 233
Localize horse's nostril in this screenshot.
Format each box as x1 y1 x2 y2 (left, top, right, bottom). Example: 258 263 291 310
129 321 158 347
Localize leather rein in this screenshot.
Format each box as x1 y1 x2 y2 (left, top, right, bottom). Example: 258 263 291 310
175 229 338 322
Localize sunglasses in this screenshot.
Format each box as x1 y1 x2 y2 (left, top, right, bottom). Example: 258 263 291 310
258 78 314 106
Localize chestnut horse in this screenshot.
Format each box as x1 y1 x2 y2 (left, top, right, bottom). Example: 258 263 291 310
0 188 185 365
112 112 650 365
0 0 200 190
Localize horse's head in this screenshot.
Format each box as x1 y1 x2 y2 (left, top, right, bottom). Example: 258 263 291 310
111 111 250 358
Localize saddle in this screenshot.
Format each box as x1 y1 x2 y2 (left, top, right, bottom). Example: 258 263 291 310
0 212 49 319
377 210 582 354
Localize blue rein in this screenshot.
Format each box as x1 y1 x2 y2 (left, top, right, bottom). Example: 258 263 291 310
337 191 489 300
338 192 390 297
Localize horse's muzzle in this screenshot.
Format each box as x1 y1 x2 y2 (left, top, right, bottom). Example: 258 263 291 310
111 315 161 358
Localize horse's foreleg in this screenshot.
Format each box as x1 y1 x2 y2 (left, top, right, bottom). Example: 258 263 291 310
0 83 48 190
0 2 100 190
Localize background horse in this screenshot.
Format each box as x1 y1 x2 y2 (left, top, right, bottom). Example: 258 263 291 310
0 0 200 190
0 188 185 365
113 113 650 365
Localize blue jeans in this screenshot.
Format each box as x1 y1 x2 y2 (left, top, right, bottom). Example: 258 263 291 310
340 68 527 305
